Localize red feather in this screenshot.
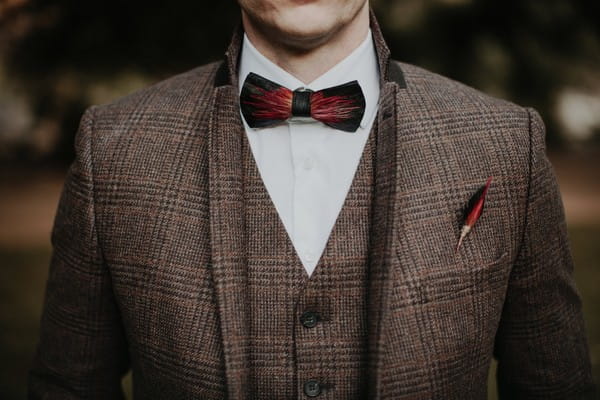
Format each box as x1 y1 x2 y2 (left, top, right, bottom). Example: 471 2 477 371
310 92 361 124
244 87 293 121
456 176 493 252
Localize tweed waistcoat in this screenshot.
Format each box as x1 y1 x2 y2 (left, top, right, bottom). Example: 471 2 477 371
244 119 376 398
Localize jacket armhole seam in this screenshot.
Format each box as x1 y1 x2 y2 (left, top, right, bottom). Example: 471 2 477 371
86 105 107 267
513 108 535 262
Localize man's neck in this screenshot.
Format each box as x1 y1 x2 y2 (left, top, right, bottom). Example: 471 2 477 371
241 4 370 84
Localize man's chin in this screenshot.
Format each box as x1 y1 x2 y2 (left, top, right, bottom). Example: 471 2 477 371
269 18 342 51
241 1 368 52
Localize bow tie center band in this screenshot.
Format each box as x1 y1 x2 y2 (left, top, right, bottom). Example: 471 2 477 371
240 72 366 132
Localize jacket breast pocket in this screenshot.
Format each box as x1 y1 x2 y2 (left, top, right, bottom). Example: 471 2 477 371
419 251 511 304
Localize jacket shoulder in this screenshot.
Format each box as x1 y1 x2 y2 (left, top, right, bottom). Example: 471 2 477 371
395 60 525 115
392 60 537 164
79 61 224 161
92 61 222 123
391 60 541 203
75 62 224 184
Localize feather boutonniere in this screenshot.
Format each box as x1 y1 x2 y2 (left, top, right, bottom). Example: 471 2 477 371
456 177 493 252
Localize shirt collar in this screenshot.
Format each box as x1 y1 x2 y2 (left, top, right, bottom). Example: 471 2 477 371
238 30 380 129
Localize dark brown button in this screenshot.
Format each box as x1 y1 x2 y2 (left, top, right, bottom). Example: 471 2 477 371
304 380 321 397
300 311 319 328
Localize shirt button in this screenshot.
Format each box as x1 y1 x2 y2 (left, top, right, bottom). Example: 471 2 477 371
302 157 315 170
305 251 315 263
300 311 319 328
304 380 321 397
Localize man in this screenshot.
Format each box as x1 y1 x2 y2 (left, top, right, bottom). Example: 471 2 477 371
29 0 595 399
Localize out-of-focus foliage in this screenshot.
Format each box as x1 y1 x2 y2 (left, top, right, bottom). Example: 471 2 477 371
373 0 600 146
0 0 239 164
0 0 599 165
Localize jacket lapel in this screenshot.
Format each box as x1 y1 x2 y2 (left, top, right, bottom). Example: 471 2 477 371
368 81 448 398
366 78 398 397
207 26 252 400
366 11 415 398
368 12 482 397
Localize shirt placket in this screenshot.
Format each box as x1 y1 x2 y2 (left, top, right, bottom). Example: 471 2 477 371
289 122 322 275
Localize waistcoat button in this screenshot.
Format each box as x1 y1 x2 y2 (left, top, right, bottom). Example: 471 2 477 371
300 311 319 328
304 380 321 397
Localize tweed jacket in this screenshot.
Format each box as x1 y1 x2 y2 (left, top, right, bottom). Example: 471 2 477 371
29 13 595 400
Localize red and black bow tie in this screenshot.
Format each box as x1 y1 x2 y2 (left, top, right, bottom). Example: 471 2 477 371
240 72 366 132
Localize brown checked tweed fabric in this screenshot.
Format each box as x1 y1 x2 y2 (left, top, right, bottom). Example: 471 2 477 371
29 11 595 400
244 116 375 399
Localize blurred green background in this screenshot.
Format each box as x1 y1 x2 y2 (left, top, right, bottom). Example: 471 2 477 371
0 0 598 398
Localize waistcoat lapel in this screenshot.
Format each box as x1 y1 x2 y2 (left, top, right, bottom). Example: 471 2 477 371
207 27 252 399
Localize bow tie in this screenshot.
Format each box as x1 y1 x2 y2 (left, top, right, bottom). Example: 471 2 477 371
240 72 366 132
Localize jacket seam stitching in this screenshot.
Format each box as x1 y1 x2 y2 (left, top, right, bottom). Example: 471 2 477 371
86 105 107 268
514 107 535 262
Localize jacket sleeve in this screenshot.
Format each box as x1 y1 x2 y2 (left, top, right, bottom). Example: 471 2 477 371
493 108 596 399
28 107 130 399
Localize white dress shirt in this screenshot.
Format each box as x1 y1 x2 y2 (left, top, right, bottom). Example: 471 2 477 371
238 31 380 276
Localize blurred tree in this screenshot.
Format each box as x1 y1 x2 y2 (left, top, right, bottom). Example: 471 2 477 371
1 0 240 164
373 0 600 147
1 0 599 165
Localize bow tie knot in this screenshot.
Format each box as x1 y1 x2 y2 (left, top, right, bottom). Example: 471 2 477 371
291 89 312 117
240 72 366 132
